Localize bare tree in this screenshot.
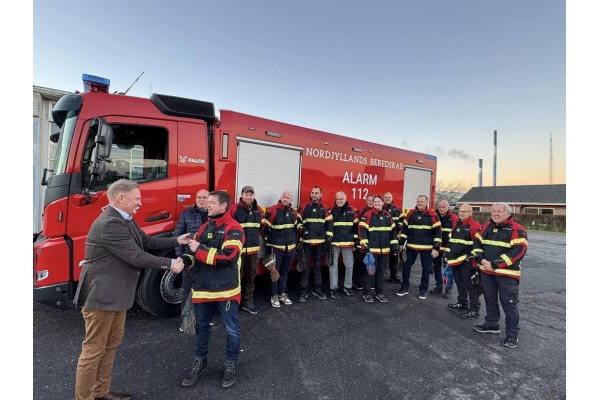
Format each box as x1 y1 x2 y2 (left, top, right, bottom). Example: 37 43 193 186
435 180 470 204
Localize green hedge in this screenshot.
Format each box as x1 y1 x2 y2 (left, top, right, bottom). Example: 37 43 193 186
472 212 566 233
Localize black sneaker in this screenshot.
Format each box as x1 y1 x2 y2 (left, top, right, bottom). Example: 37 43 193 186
418 291 427 299
430 287 443 294
221 361 236 388
362 293 374 303
396 289 409 296
474 324 501 334
375 294 389 303
442 292 452 299
502 336 519 348
330 289 339 299
354 283 363 290
388 277 401 284
181 358 207 387
299 290 309 303
461 310 480 319
342 287 354 296
312 287 326 300
447 302 468 310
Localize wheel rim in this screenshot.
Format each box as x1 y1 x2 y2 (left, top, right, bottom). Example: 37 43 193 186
159 270 182 305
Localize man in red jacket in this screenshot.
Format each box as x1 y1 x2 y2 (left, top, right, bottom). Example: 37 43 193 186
181 190 245 388
473 202 528 349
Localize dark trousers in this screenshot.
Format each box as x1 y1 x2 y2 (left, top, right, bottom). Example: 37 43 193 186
301 243 323 290
353 249 365 287
388 253 400 280
363 254 388 296
401 249 433 293
481 273 520 338
240 253 258 306
270 248 295 296
453 262 481 311
194 301 240 363
180 268 198 315
432 254 444 289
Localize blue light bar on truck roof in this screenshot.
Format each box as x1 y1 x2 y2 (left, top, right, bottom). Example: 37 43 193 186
82 74 110 93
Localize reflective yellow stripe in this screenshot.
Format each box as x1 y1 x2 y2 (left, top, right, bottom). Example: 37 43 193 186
333 222 354 226
407 243 433 250
240 222 261 228
512 238 528 245
272 224 296 229
449 238 473 245
243 246 260 253
442 228 452 232
304 218 326 223
370 248 390 254
223 239 243 251
501 254 513 266
448 255 468 264
359 221 369 229
479 265 521 277
303 239 326 244
262 219 273 227
360 239 369 246
390 239 399 245
408 225 433 230
369 226 393 232
270 243 297 250
481 239 511 248
333 241 354 246
192 287 241 300
206 248 217 265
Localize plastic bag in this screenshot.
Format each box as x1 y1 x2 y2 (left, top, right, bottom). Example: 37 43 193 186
470 269 484 297
363 252 376 276
180 292 196 335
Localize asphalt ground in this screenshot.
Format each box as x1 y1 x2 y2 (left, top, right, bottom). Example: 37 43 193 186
33 231 566 400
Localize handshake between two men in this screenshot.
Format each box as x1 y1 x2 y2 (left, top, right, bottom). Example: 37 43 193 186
169 232 195 273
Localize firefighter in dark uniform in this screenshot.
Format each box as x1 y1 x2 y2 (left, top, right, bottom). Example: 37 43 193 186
445 203 482 319
229 185 264 315
262 190 301 308
383 192 403 284
298 186 332 302
180 190 245 389
472 202 528 349
358 194 398 303
430 199 458 297
396 194 442 299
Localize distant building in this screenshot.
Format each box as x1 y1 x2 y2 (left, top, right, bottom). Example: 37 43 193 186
33 85 71 232
456 184 566 216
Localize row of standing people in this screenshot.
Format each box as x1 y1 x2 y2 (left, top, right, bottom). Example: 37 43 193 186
73 179 528 399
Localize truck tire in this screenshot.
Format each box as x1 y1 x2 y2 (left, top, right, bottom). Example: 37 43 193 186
135 268 183 317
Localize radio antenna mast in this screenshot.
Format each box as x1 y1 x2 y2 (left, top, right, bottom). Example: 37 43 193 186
122 72 145 95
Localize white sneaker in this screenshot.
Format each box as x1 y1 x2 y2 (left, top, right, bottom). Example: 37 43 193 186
279 293 293 305
271 295 281 308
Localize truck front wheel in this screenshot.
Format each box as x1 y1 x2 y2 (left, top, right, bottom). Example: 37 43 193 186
135 269 183 317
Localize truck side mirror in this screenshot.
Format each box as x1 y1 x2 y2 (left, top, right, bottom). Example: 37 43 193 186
95 118 113 159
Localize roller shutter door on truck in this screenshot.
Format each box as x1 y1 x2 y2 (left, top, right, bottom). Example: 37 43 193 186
236 138 303 258
236 137 303 210
402 167 433 210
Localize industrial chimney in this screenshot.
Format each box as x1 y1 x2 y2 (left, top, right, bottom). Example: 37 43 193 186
493 130 497 187
478 159 483 187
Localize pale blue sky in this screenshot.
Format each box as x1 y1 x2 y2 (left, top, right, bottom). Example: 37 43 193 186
33 0 566 186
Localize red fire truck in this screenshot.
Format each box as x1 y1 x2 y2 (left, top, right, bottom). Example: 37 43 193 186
33 74 437 317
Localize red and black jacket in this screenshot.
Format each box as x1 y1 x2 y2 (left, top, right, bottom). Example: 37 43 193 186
190 212 245 303
399 207 442 251
262 201 301 251
298 201 332 246
327 201 358 248
229 199 264 254
437 210 459 252
358 209 399 255
445 216 482 267
473 216 528 281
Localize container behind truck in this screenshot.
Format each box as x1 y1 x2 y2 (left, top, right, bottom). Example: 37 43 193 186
33 75 437 318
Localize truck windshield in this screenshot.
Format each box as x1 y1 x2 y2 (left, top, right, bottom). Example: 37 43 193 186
52 110 78 176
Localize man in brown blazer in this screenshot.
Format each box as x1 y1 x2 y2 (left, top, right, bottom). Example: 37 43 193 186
74 179 191 400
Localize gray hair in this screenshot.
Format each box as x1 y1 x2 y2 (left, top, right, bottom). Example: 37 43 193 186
107 179 139 202
492 202 511 214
